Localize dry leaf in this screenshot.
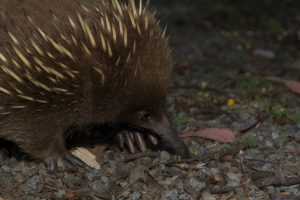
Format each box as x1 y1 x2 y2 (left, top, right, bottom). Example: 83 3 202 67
285 80 300 95
266 76 300 95
71 147 100 169
174 163 205 170
181 128 237 143
266 76 286 83
62 191 76 199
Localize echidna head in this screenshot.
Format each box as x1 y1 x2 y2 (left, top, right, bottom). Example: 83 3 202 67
118 78 190 158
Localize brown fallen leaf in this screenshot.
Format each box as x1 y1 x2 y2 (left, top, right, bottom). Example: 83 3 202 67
173 162 205 170
266 76 286 83
71 147 100 169
285 80 300 95
266 76 300 95
181 128 238 143
180 120 258 144
62 191 76 199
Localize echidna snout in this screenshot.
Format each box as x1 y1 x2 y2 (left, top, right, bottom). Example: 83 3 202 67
141 115 190 158
118 105 190 158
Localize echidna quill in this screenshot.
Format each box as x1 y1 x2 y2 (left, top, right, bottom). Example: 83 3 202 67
0 0 190 168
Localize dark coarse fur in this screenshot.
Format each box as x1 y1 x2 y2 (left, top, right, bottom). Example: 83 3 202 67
0 0 189 160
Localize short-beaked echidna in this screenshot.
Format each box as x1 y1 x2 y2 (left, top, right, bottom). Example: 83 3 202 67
0 0 190 166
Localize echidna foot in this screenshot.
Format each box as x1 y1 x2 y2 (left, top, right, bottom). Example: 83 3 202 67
116 130 158 153
45 152 85 171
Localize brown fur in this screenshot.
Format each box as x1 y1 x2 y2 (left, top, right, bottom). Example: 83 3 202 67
0 0 188 160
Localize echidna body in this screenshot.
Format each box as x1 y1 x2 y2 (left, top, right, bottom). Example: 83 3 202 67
0 0 189 162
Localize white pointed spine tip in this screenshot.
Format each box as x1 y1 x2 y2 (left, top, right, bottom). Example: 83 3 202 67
162 25 167 38
13 46 32 69
93 66 106 85
0 53 7 63
8 32 19 45
0 87 12 95
0 65 23 83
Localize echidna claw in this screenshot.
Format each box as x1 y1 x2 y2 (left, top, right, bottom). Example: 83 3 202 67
124 131 136 153
45 155 73 171
134 132 146 152
116 130 158 153
116 133 125 149
45 152 85 171
148 134 158 145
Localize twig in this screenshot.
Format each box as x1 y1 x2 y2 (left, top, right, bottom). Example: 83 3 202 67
209 185 237 194
254 176 300 188
122 150 159 162
237 120 259 133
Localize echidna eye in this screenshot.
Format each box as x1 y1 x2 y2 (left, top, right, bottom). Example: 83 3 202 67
143 112 152 120
137 110 152 121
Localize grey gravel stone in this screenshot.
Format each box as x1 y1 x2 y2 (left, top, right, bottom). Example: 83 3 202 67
2 165 10 172
14 173 26 183
101 175 111 186
253 49 276 59
201 191 216 200
261 163 273 171
54 189 66 198
189 177 206 191
108 160 117 172
11 164 22 173
267 186 275 197
90 180 108 194
64 174 82 186
160 151 171 164
26 175 39 190
0 173 14 189
86 169 102 181
117 180 128 188
129 192 141 200
162 189 179 200
178 193 194 200
271 129 280 140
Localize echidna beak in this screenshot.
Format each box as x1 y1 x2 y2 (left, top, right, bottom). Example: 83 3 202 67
154 116 191 158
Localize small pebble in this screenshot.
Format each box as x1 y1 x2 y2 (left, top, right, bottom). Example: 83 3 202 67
26 175 39 190
14 173 26 183
64 174 82 186
178 193 194 200
129 192 141 200
162 189 178 200
201 191 216 200
11 164 22 173
1 165 10 173
188 178 206 191
101 176 111 186
86 170 102 181
54 189 66 198
160 151 171 164
253 49 276 59
90 180 107 194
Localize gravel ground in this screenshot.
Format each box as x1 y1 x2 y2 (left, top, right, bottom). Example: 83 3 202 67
1 0 300 199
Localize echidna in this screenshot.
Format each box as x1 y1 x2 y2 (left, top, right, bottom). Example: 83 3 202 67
0 0 190 168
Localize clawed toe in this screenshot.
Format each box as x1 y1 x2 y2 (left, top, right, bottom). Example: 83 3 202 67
116 130 158 153
45 152 86 171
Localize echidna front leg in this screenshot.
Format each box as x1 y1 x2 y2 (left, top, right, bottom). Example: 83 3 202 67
25 138 85 171
20 133 72 170
115 130 158 153
3 120 76 170
45 152 85 171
